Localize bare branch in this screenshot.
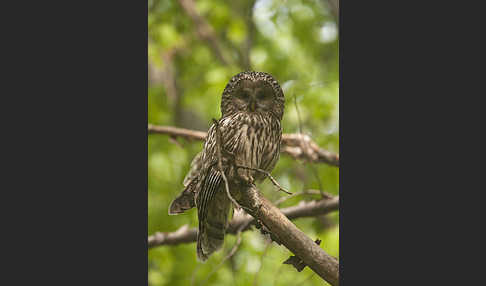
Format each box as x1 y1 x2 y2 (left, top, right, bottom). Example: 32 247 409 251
148 195 338 248
148 124 339 166
148 224 197 246
274 189 333 206
148 124 206 140
281 133 339 166
231 184 339 285
279 195 339 219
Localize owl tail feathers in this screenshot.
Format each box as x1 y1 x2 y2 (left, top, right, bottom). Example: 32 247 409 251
196 199 231 261
196 222 225 262
168 188 195 215
196 237 209 262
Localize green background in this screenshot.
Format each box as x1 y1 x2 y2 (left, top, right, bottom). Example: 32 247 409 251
148 0 339 284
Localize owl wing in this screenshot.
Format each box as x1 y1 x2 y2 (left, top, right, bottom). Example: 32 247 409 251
183 151 202 187
196 166 232 261
168 151 203 215
196 167 222 223
196 122 235 261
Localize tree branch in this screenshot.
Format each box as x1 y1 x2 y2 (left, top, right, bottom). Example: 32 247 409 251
148 195 338 247
281 133 339 166
148 124 339 166
230 184 339 285
148 224 197 246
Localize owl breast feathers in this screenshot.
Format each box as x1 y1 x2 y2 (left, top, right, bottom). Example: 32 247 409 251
168 71 285 261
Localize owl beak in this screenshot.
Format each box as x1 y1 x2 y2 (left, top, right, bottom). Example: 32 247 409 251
249 99 257 112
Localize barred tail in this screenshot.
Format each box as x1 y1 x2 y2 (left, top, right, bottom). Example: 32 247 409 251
196 189 231 261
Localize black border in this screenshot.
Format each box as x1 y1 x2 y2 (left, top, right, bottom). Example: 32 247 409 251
6 1 148 284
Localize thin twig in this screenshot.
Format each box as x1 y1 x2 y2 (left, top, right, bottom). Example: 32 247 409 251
274 190 331 206
236 165 292 195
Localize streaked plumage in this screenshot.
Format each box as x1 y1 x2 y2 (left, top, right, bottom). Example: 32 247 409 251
169 71 285 261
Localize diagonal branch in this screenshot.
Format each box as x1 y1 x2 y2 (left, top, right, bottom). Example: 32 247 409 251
148 124 339 166
229 184 339 285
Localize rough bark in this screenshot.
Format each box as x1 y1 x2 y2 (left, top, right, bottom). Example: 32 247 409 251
232 184 339 285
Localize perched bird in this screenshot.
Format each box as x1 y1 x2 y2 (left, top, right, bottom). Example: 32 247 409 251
169 71 285 261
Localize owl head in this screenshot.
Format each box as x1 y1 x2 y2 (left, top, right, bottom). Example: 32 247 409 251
221 71 285 121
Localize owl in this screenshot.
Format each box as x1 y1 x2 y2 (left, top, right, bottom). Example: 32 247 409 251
169 71 285 261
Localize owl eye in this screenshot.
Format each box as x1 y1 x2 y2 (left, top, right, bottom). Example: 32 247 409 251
238 90 250 99
256 91 266 100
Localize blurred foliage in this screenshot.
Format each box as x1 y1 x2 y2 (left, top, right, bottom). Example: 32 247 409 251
148 0 338 285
